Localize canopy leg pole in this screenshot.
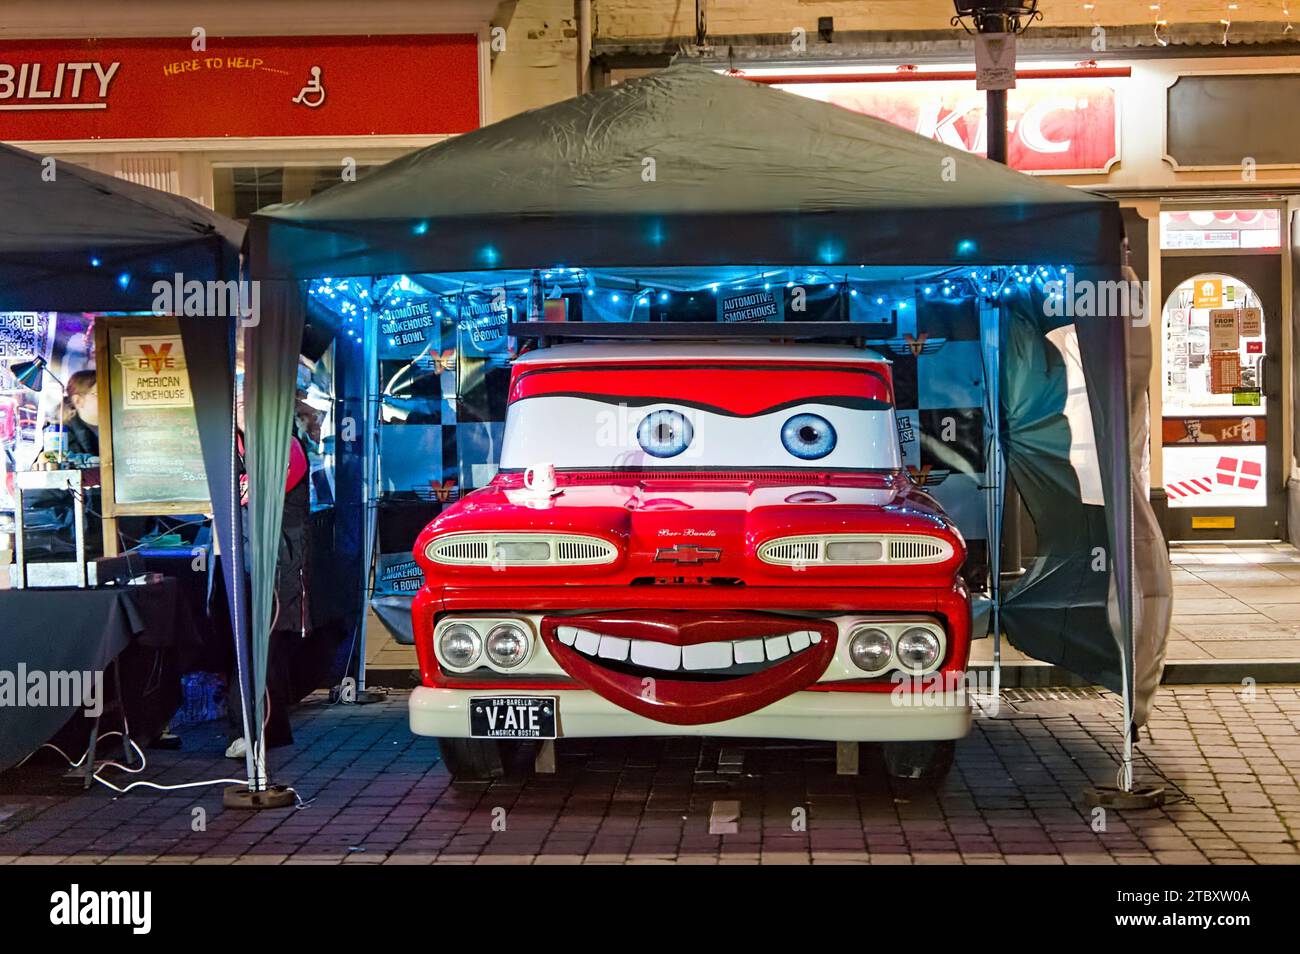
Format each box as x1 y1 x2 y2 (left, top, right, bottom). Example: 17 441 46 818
227 335 258 791
222 287 302 812
979 294 1003 710
352 279 383 704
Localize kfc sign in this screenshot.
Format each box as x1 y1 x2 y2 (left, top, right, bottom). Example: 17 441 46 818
777 76 1120 174
0 35 480 141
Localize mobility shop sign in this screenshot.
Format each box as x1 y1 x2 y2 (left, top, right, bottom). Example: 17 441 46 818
0 34 480 140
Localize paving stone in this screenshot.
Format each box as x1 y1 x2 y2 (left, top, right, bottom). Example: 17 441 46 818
4 685 1300 866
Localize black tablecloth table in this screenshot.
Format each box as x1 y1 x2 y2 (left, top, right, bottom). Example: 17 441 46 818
0 578 188 772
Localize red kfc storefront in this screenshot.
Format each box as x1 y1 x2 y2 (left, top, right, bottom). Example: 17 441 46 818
0 32 486 218
743 64 1123 176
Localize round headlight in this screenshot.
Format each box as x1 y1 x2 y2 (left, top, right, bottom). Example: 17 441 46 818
438 623 482 669
897 627 941 672
485 622 530 669
848 627 893 673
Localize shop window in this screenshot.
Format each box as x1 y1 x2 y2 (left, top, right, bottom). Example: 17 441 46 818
1159 209 1281 251
1160 272 1267 509
213 164 378 221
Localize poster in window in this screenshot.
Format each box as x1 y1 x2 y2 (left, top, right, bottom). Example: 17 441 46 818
108 324 208 507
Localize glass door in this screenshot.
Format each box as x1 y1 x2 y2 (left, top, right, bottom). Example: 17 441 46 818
1160 223 1285 539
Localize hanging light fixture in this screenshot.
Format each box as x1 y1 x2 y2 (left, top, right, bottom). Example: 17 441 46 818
950 0 1041 34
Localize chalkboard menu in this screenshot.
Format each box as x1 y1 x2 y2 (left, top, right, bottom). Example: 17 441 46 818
104 319 209 510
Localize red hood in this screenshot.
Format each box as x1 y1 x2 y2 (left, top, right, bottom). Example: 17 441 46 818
415 471 964 587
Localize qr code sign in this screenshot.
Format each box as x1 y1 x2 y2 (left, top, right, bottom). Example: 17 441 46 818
0 312 46 359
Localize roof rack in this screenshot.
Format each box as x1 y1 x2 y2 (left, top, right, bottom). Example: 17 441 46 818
509 321 871 348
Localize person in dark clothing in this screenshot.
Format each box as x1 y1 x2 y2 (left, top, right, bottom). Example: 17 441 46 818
62 369 100 458
225 420 313 758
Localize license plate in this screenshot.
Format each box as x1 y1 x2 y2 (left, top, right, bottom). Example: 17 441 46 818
469 696 558 739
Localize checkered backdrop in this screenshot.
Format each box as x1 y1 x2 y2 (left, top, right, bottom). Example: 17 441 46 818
363 275 993 628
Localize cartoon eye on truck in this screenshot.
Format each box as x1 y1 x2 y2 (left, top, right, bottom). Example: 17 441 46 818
410 330 971 783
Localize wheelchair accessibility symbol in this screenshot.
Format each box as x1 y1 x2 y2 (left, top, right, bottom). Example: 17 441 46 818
292 66 325 108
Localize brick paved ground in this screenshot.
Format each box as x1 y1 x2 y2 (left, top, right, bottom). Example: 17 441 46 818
0 686 1297 865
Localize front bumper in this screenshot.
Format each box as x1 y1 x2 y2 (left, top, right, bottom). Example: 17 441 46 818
409 685 971 743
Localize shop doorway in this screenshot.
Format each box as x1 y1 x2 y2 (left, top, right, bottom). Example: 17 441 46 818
1160 241 1285 539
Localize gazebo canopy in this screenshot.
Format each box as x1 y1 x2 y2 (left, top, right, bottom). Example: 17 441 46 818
244 64 1166 789
0 142 242 312
249 64 1121 278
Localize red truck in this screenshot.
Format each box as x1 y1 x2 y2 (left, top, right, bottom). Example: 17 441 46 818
410 338 972 782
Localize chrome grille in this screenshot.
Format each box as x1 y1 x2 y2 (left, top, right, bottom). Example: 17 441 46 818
762 540 822 563
889 538 946 562
555 538 613 562
432 539 491 562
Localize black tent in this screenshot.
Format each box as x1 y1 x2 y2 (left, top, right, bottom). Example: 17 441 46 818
0 144 242 313
0 143 255 781
248 64 1170 787
252 68 1117 277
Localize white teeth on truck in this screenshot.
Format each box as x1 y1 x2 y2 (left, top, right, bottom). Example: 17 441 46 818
629 640 682 670
597 635 631 661
561 628 820 673
574 629 601 655
681 641 735 670
764 635 791 660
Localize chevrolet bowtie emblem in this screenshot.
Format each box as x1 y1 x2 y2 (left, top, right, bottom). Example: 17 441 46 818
654 544 722 564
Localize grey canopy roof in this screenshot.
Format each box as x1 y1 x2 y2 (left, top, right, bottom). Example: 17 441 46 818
0 142 243 311
249 64 1121 279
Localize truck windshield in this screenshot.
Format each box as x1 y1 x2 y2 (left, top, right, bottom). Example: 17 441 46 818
499 363 901 472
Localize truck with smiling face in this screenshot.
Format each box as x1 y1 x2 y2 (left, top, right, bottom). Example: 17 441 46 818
409 327 972 782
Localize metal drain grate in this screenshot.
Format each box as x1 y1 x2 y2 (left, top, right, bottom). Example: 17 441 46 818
1001 687 1108 704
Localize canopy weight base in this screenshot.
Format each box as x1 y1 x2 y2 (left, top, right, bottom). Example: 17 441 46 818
223 784 297 810
1082 785 1166 810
